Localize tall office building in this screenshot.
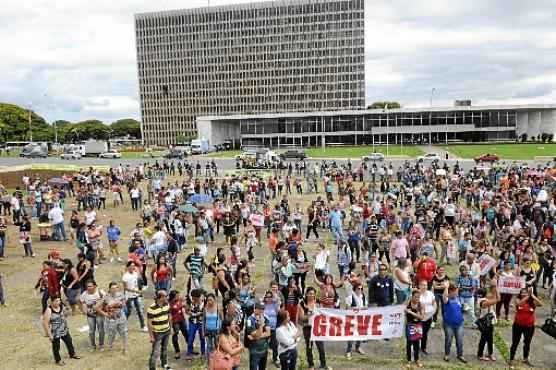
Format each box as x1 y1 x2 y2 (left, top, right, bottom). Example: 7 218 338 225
135 0 365 145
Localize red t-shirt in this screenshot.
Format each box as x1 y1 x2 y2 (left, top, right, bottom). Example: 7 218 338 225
170 299 185 323
514 301 536 327
416 258 437 283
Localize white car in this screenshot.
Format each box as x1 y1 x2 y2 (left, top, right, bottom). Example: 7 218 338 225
99 150 122 159
418 153 440 162
60 151 81 160
361 152 385 162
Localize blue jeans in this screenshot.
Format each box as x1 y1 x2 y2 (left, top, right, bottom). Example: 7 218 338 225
155 279 170 293
460 296 476 323
0 236 5 258
249 351 268 370
149 330 170 370
187 321 205 355
444 324 464 357
125 297 145 328
53 222 68 241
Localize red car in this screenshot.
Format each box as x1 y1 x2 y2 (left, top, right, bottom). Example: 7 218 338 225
474 153 500 163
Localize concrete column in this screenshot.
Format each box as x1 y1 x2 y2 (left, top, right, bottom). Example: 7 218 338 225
541 110 556 138
516 112 528 137
528 111 541 138
321 135 326 149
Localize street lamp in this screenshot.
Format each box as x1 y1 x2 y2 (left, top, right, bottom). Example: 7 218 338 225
429 88 436 146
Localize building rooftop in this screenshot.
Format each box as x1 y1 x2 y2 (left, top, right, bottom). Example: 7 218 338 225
135 0 341 18
198 104 556 121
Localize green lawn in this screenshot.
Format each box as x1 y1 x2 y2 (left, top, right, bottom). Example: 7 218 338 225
443 143 556 160
206 150 242 158
306 145 423 158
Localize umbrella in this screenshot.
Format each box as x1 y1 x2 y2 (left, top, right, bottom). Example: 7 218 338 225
48 177 69 186
178 204 198 213
188 194 214 204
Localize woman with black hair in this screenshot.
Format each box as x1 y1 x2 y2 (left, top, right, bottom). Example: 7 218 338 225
61 258 80 315
476 286 500 362
42 295 81 366
218 318 243 370
169 290 189 359
299 287 329 370
151 255 173 293
508 288 542 368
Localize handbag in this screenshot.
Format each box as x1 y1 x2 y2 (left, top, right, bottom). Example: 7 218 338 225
541 318 556 340
406 323 423 341
475 312 494 333
208 342 233 370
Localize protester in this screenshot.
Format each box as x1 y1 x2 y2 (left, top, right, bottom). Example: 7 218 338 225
476 286 500 362
245 301 271 370
405 289 424 367
96 281 128 354
442 284 466 363
508 288 543 368
168 290 188 360
80 280 105 350
42 296 81 366
276 309 301 370
147 289 173 370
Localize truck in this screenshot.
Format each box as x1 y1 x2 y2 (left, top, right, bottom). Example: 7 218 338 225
82 140 108 157
190 138 210 155
20 143 48 158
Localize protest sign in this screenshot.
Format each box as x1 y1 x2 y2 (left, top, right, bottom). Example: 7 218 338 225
478 254 496 276
498 275 526 294
310 305 405 341
249 213 264 227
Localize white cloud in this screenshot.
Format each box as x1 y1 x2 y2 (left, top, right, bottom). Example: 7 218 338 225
0 0 555 123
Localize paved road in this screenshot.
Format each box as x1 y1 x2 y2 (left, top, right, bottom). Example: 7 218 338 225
0 155 552 173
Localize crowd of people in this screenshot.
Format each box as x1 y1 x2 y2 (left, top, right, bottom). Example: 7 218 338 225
0 157 556 369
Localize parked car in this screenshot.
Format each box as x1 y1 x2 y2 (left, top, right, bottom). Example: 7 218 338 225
361 152 385 162
99 150 122 159
60 151 81 160
418 153 440 162
474 153 500 163
279 149 307 160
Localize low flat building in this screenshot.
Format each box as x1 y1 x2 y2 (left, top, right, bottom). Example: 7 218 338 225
197 104 556 148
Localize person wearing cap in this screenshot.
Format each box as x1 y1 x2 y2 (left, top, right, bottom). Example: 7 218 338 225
246 301 271 370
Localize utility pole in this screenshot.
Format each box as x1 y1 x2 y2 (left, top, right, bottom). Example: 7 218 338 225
385 104 389 157
28 108 33 142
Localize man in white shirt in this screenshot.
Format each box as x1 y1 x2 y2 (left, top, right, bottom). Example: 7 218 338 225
48 204 68 241
130 187 140 211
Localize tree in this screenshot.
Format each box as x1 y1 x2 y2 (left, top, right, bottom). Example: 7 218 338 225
65 120 109 142
110 118 141 139
367 101 401 109
0 102 50 141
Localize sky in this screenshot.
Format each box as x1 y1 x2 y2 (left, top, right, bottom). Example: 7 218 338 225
1 0 555 124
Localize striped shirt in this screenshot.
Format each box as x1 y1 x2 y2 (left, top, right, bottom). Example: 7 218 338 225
147 302 171 333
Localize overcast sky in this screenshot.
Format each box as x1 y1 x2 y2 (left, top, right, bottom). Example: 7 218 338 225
1 0 555 123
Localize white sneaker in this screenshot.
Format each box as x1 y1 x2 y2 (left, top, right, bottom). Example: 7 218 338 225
431 322 436 328
110 257 114 263
117 257 122 262
141 327 149 332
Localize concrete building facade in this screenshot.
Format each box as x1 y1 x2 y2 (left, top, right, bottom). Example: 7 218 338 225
197 104 556 148
135 0 365 145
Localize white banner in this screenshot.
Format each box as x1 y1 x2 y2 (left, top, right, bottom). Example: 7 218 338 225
478 254 496 276
249 213 265 227
497 275 526 294
310 305 405 341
